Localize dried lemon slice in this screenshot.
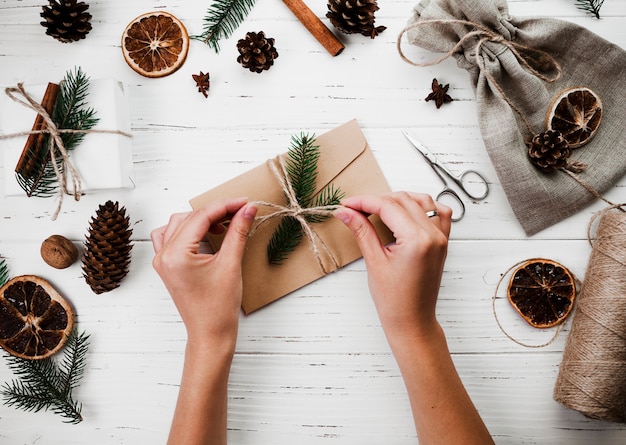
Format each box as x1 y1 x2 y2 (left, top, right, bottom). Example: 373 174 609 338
121 11 189 78
507 259 576 328
546 87 602 149
0 275 74 359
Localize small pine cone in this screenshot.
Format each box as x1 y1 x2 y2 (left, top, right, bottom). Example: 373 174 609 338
527 130 571 173
82 201 133 294
236 31 279 73
326 0 386 38
40 0 92 43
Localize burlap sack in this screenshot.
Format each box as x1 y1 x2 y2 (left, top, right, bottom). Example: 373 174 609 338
401 0 626 235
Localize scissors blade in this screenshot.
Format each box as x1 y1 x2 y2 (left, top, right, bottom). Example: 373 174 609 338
402 131 439 165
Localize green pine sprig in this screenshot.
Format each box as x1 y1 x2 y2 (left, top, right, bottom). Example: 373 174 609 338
267 133 344 265
15 67 99 198
192 0 258 53
0 257 8 287
575 0 605 18
1 329 90 424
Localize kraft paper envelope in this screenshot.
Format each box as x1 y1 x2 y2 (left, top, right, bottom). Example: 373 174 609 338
190 119 394 314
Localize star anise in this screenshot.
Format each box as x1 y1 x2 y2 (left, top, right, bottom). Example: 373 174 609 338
425 78 452 109
192 71 210 98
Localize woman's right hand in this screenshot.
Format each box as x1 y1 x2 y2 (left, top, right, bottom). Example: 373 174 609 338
334 192 452 340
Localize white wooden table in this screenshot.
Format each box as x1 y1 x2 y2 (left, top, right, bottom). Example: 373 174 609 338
1 0 625 443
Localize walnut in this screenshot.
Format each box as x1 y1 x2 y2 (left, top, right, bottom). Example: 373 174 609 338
41 235 78 269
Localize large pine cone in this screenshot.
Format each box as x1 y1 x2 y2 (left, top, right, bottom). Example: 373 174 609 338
236 31 279 73
81 201 133 294
40 0 92 43
326 0 386 38
527 130 571 173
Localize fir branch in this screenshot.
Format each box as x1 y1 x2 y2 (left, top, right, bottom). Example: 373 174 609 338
15 67 99 198
0 257 8 287
286 133 321 208
267 133 344 265
267 216 304 264
1 329 90 424
575 0 605 18
192 0 258 53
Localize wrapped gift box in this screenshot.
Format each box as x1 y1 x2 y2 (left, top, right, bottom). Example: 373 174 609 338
190 119 394 314
0 78 133 196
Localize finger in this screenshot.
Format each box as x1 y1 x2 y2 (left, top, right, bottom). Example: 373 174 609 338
334 206 386 263
434 201 453 237
150 225 166 253
217 204 258 266
171 198 249 248
341 194 420 238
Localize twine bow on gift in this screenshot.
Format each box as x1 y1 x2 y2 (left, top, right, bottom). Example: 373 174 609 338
0 84 132 220
249 156 342 275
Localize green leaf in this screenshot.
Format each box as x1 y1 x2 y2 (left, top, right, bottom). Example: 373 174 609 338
1 329 90 424
267 133 344 265
575 0 605 18
0 257 8 287
267 216 304 265
192 0 258 53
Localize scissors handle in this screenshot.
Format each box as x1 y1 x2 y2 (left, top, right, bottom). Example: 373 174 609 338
436 188 465 222
452 169 489 201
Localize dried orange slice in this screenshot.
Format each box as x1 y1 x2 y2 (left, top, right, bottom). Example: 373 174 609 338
121 11 189 78
507 259 576 328
0 275 74 360
546 87 602 149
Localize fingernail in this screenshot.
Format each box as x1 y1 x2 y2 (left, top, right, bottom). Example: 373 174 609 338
243 204 258 220
334 209 351 225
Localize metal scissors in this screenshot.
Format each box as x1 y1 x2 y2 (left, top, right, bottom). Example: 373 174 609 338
402 131 489 222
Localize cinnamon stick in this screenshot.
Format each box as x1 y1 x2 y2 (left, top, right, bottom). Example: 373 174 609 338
282 0 345 56
15 82 60 177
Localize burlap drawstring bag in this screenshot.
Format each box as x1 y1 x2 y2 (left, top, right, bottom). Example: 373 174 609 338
398 0 626 235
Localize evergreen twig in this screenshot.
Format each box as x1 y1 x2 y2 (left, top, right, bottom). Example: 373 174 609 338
15 67 99 198
267 133 344 264
0 257 8 287
192 0 258 53
575 0 605 18
1 329 90 424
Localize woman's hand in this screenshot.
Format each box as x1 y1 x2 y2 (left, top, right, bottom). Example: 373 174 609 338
152 198 258 445
334 192 452 340
151 197 257 347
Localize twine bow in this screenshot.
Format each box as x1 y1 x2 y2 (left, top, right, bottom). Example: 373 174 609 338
249 156 342 274
0 84 132 220
397 19 562 136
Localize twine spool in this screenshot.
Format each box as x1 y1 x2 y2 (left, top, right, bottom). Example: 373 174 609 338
554 208 626 423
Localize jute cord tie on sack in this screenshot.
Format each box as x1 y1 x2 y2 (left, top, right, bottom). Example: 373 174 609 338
249 156 342 275
0 84 132 220
397 19 562 135
397 19 626 202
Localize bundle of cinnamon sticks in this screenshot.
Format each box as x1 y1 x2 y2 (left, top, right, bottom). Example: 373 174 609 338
15 82 60 178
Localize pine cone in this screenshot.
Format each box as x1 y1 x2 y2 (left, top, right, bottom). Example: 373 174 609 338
40 0 92 43
81 201 133 294
326 0 386 38
236 31 279 73
527 130 571 173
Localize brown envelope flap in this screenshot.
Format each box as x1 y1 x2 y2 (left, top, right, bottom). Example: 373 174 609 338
311 119 367 195
189 120 393 314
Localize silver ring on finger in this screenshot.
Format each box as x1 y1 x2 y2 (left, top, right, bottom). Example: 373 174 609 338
425 210 439 218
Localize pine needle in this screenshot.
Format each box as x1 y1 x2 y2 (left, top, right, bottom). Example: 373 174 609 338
575 0 605 18
0 257 8 287
1 329 90 424
192 0 258 53
267 133 344 265
15 67 99 198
